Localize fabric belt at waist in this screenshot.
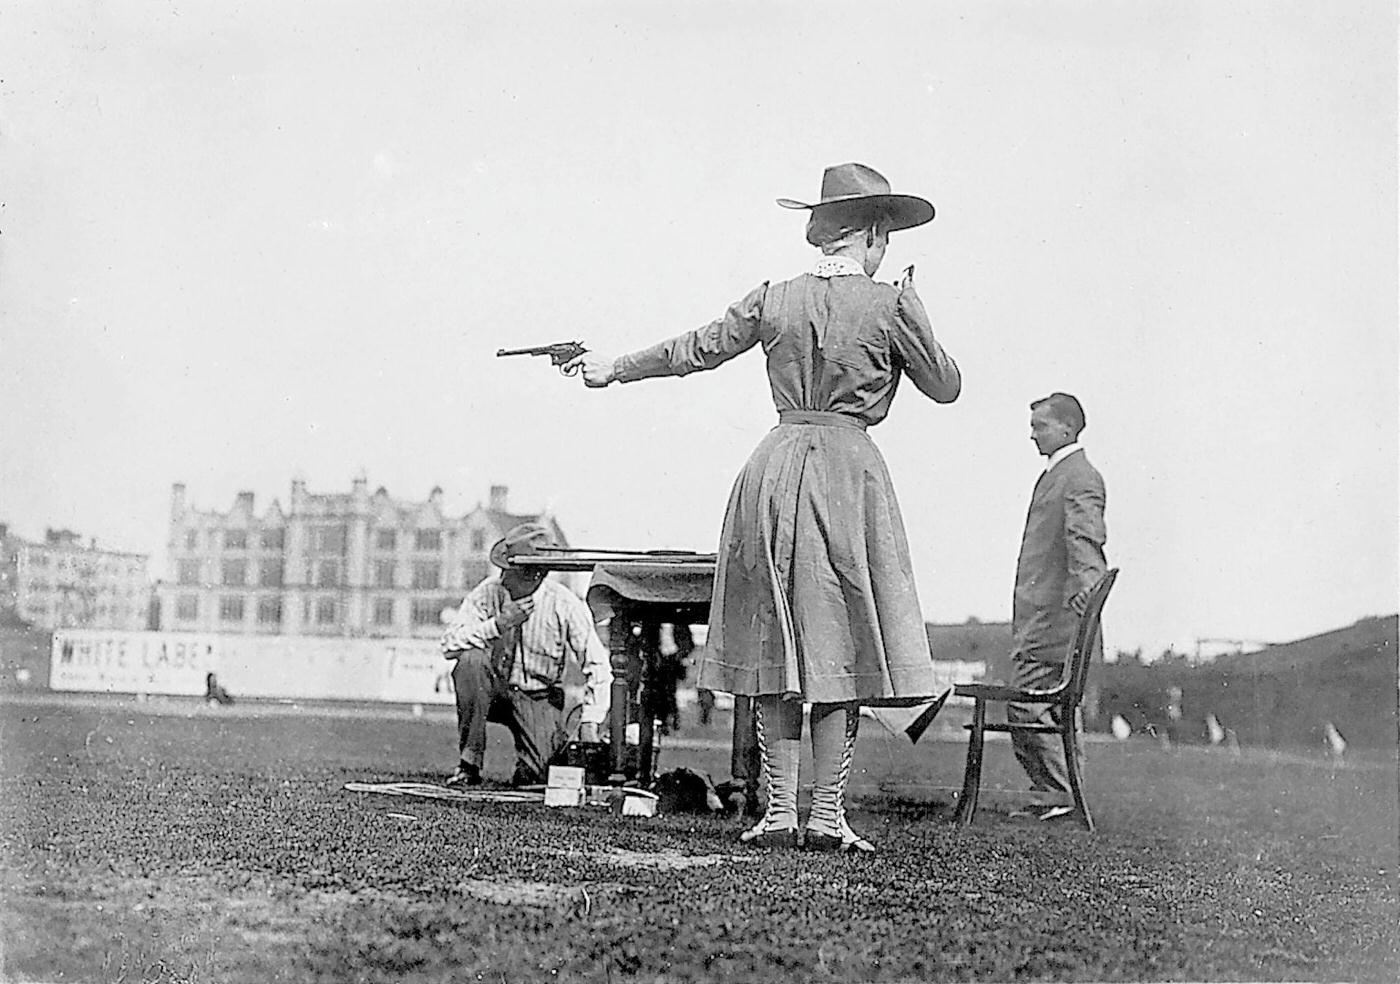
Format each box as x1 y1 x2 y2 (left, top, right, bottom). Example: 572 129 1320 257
778 410 867 432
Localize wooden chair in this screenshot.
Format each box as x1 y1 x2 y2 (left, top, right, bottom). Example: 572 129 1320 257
953 569 1119 832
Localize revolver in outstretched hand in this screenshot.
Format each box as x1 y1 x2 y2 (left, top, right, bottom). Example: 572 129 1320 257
496 341 589 376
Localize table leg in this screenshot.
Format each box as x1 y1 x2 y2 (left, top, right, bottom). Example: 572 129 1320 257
608 613 632 783
636 621 660 786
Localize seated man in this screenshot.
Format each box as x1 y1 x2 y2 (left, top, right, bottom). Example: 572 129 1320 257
440 522 611 787
204 672 235 706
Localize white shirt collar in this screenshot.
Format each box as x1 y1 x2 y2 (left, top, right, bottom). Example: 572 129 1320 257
813 255 868 278
1044 442 1083 472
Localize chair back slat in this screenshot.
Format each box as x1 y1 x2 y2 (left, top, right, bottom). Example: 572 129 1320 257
1063 569 1119 706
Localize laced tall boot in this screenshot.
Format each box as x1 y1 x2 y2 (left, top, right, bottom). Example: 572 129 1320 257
738 695 800 848
804 701 874 853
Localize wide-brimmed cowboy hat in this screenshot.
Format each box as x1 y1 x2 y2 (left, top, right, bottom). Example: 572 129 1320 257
489 521 557 569
777 162 934 231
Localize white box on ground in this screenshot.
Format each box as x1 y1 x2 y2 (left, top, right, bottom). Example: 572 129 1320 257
545 766 586 808
613 788 659 817
544 787 583 807
547 765 585 788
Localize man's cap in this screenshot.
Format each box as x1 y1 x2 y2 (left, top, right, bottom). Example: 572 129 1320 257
489 521 558 569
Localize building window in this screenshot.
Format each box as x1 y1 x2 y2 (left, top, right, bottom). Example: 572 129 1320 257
219 596 245 622
176 595 198 621
412 562 441 590
224 529 248 550
177 560 201 586
463 560 492 588
257 597 282 625
221 560 247 586
315 597 337 625
184 530 198 550
376 529 397 550
373 561 395 588
259 560 283 587
470 529 486 552
414 529 441 551
411 599 442 626
316 561 340 588
260 528 285 550
313 526 346 553
372 598 395 625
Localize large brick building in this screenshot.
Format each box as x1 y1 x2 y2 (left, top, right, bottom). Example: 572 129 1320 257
155 478 568 638
0 523 151 631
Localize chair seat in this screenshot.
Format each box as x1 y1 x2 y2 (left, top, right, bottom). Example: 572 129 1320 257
955 682 1065 703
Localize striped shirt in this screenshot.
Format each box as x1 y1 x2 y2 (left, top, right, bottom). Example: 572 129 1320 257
440 577 612 725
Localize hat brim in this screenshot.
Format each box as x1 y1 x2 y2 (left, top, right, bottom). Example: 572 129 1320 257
490 539 546 569
490 535 557 569
777 193 935 231
488 540 512 568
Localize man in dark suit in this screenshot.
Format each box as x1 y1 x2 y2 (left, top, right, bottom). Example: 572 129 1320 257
1010 392 1107 812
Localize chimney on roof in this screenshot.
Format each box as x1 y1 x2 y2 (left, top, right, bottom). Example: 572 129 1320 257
172 483 187 519
489 485 508 512
235 491 255 512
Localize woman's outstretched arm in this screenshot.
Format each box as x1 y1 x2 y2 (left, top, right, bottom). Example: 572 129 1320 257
567 283 768 388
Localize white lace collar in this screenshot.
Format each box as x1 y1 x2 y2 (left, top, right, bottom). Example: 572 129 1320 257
813 255 867 278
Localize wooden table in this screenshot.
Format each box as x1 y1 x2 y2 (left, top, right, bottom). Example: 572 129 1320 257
512 549 716 784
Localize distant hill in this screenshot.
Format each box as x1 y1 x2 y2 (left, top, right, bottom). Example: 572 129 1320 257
1211 614 1397 677
1099 614 1398 750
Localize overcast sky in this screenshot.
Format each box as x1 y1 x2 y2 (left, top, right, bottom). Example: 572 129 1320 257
1 0 1395 657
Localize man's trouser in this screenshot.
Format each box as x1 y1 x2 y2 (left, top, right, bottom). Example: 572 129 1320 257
451 649 566 785
1007 657 1075 792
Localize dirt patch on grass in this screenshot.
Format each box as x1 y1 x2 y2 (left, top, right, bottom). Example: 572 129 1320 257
0 871 401 982
544 846 762 871
454 877 643 909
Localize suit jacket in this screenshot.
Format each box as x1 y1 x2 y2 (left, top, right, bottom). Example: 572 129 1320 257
1012 449 1107 663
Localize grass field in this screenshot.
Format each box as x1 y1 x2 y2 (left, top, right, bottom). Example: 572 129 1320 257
1 693 1396 983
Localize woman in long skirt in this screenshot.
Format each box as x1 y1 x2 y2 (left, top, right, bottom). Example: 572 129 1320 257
568 163 961 852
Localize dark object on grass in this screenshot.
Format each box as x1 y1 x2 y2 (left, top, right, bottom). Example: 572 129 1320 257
445 764 482 788
650 768 722 814
953 569 1118 832
552 740 640 786
713 778 761 818
204 672 235 706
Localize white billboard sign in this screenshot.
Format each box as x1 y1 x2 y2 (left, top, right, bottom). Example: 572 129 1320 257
50 631 455 704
